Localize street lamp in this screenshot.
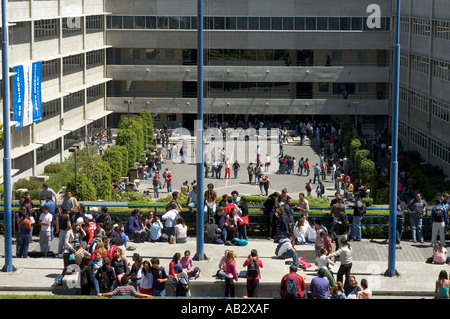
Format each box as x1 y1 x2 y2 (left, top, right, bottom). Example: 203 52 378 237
124 100 133 117
353 102 359 135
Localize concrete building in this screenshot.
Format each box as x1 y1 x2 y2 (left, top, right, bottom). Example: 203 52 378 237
104 0 394 134
0 0 111 183
397 0 450 176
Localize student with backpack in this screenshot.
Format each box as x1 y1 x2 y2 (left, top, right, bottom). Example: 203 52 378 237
243 249 263 297
280 265 305 299
431 198 448 247
171 264 190 297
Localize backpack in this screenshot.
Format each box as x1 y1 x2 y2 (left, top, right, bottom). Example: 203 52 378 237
176 273 190 295
247 258 259 278
306 183 311 192
433 205 445 223
285 274 298 297
275 238 290 256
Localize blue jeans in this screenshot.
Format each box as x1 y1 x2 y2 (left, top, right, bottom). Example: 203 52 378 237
154 187 159 199
188 202 197 215
58 229 68 254
279 250 299 267
153 288 166 297
351 215 362 241
167 182 172 194
410 216 423 241
18 233 30 258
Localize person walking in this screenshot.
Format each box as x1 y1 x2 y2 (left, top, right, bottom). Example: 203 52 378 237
350 193 366 241
431 198 447 247
243 249 263 298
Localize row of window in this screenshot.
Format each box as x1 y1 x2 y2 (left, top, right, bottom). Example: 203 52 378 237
400 86 449 123
42 84 105 119
41 50 105 79
34 16 104 40
401 17 450 40
400 121 450 164
401 53 450 81
106 15 391 32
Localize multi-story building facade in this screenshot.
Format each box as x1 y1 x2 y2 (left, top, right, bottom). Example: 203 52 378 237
0 0 111 183
397 0 450 176
0 0 449 183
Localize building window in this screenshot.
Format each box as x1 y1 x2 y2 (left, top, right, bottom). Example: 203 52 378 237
63 54 84 74
433 60 450 81
87 84 104 103
400 17 410 33
42 99 60 120
399 86 408 103
62 17 83 37
64 91 84 112
86 50 104 67
434 20 450 40
86 15 104 32
409 127 428 150
410 91 429 113
411 55 429 75
430 139 450 164
400 52 409 68
36 139 61 165
34 19 58 40
42 59 59 80
432 100 450 123
399 121 407 139
412 18 431 37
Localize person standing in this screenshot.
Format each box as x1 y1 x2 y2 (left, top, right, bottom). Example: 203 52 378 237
406 193 428 243
163 168 173 194
224 158 231 179
39 205 53 257
431 198 447 247
350 193 366 241
232 160 240 179
17 210 33 258
57 208 72 256
313 163 321 184
247 163 254 184
396 197 406 249
224 250 238 297
243 249 263 298
280 265 305 299
327 238 353 288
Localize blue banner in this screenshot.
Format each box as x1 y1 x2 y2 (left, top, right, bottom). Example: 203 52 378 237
12 61 42 130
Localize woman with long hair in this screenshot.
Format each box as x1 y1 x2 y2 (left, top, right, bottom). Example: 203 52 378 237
224 250 238 297
435 270 450 299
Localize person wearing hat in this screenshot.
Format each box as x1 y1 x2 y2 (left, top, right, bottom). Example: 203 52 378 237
62 190 78 223
171 264 189 296
90 207 99 223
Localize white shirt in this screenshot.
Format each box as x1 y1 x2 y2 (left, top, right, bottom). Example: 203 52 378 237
162 209 179 227
277 240 293 256
39 212 53 232
175 224 187 239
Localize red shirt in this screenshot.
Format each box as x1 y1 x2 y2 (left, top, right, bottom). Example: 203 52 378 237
243 258 263 280
280 273 305 298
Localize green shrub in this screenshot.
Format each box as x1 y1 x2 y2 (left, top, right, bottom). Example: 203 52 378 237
354 149 371 172
349 138 364 163
102 145 128 182
83 156 112 200
138 110 154 145
44 162 64 174
359 158 376 184
66 173 97 201
13 178 42 191
116 128 139 167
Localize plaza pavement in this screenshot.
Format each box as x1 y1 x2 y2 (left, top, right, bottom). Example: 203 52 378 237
0 139 443 298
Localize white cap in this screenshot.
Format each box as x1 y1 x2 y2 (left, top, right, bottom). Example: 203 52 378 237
76 217 84 224
90 207 98 212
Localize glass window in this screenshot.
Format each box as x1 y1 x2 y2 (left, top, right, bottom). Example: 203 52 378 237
191 17 197 29
306 17 316 30
260 17 271 30
272 17 282 30
317 17 328 30
319 82 329 93
237 17 248 30
340 17 351 30
283 17 294 30
204 17 213 29
157 17 168 29
146 16 156 29
329 17 340 30
134 16 145 29
214 17 225 29
248 17 259 30
112 16 123 29
169 16 180 29
226 17 236 30
123 16 134 29
295 17 305 30
352 17 363 30
180 16 191 29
